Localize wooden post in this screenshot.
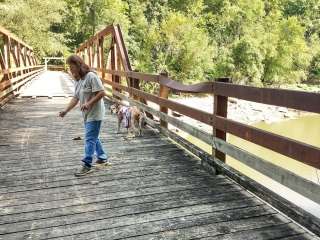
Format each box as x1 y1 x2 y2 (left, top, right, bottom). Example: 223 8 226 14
92 42 96 68
88 45 92 67
0 51 6 76
110 38 115 95
96 38 100 72
22 46 27 68
99 38 105 79
213 78 230 162
131 69 154 119
131 70 140 101
82 49 86 64
31 52 36 66
26 49 30 71
3 36 11 80
110 37 121 99
116 50 121 85
17 43 22 77
159 71 170 128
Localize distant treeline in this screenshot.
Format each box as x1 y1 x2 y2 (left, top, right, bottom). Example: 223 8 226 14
1 0 319 86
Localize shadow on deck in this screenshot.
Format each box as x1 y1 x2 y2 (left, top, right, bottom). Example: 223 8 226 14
0 97 318 240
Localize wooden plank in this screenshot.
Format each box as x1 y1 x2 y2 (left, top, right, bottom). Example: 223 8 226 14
16 42 22 73
26 49 32 66
126 217 305 240
0 185 241 225
99 38 105 79
10 44 19 67
215 116 320 169
199 223 309 240
4 36 11 70
114 24 132 71
2 204 269 239
153 127 320 236
0 48 6 70
88 44 92 67
105 80 213 125
0 173 232 209
0 187 248 235
105 69 159 82
0 169 216 200
2 65 42 75
20 46 27 67
105 69 223 93
0 163 216 195
212 135 320 205
0 178 232 212
0 92 14 107
96 38 101 69
214 81 320 114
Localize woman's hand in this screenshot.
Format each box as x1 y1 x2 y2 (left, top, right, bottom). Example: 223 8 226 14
58 111 67 118
80 102 91 112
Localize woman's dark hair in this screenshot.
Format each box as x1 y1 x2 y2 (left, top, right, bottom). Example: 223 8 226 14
66 54 90 79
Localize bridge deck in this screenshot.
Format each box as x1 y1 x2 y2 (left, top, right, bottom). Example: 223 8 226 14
0 73 318 239
19 71 74 98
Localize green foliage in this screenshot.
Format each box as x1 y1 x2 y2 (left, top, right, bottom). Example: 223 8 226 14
203 0 317 85
1 0 319 85
62 0 130 50
262 16 311 85
0 0 68 58
137 12 214 83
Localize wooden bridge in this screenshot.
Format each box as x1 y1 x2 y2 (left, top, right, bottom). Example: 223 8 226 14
0 25 320 239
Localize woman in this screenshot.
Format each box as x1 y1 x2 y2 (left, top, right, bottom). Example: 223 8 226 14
59 55 110 177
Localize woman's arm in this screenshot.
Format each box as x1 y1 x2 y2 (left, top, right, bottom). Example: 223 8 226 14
80 91 106 111
59 97 79 117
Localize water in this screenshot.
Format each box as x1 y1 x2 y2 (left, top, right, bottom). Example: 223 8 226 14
228 115 320 182
227 114 320 217
179 114 320 218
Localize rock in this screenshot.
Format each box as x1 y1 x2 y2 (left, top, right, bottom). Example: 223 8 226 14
278 107 288 113
228 98 237 104
172 111 182 117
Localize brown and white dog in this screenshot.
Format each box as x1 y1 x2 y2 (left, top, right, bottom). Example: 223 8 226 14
110 103 146 137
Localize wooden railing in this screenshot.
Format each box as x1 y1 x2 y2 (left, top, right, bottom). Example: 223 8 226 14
0 26 44 107
77 24 320 234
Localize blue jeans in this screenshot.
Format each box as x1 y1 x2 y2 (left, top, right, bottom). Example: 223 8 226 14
82 120 108 167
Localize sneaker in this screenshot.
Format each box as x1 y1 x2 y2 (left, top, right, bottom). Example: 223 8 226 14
94 159 112 167
74 165 93 177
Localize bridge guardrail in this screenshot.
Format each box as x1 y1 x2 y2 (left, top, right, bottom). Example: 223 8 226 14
0 26 44 106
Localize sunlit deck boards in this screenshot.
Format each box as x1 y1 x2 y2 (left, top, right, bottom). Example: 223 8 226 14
0 96 318 239
18 71 74 98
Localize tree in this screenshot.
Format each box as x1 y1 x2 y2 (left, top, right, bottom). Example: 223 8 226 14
1 0 319 85
0 0 68 58
138 11 214 83
62 0 130 51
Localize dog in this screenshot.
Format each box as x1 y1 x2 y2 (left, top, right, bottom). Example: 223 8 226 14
110 103 146 137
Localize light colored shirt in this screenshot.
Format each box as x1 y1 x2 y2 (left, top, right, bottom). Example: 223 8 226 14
73 71 105 122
